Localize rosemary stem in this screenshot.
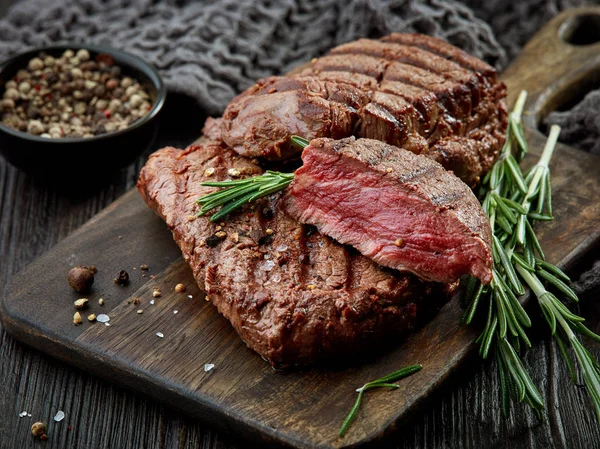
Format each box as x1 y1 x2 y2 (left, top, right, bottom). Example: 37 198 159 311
512 90 527 124
522 125 560 210
516 264 576 341
515 264 545 297
539 125 560 168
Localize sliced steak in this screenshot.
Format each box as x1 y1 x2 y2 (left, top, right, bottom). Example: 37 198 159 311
138 143 451 367
284 137 493 284
203 33 507 185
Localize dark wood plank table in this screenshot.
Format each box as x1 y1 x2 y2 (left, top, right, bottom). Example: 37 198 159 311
1 92 599 449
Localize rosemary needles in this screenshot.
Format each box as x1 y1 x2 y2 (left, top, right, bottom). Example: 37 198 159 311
464 90 600 422
339 364 422 437
196 136 308 221
197 171 294 222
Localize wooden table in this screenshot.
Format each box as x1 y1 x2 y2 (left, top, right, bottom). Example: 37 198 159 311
1 91 599 449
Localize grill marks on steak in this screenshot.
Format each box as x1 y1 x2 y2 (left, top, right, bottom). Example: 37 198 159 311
204 33 507 185
284 137 493 284
137 143 450 367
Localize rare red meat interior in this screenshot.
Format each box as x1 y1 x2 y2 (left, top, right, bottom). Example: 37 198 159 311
283 137 493 284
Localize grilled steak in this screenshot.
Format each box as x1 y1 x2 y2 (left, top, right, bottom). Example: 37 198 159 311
138 143 451 367
284 137 493 284
204 33 507 185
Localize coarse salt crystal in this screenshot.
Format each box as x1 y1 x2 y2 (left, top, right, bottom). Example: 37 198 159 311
105 323 110 327
150 299 155 305
204 363 215 372
187 295 193 299
276 245 288 252
173 310 178 314
54 410 65 422
156 332 164 338
19 411 27 417
96 314 110 323
262 260 275 271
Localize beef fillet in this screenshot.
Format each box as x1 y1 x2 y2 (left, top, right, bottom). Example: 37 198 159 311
204 33 508 185
284 137 493 284
137 143 451 367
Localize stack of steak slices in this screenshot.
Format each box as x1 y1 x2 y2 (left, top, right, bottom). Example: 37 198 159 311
138 143 451 367
204 33 508 186
138 34 505 367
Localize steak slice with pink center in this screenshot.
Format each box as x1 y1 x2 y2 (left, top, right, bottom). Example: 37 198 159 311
284 137 493 284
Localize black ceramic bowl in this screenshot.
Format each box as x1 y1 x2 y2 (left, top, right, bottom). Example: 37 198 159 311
0 44 166 174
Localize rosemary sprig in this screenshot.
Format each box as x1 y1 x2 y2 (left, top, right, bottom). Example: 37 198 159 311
197 171 294 222
465 91 600 421
339 364 422 437
196 137 308 221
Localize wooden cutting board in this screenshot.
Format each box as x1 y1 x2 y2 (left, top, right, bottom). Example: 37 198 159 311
2 7 600 449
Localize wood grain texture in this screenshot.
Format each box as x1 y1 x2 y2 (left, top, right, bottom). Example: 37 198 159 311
1 8 600 449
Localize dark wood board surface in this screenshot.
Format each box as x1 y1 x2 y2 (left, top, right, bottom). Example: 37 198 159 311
1 7 600 449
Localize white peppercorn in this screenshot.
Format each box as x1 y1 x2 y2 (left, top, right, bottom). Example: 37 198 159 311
28 57 44 71
125 85 137 97
108 98 122 112
18 81 32 94
70 67 83 79
74 102 87 115
140 100 151 112
129 94 143 108
27 120 45 135
121 77 133 88
44 56 55 67
16 69 30 82
70 116 83 126
1 99 15 110
3 88 20 101
76 48 90 62
95 99 108 111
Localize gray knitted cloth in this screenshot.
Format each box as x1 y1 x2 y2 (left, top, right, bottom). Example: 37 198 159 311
0 0 505 115
0 0 597 293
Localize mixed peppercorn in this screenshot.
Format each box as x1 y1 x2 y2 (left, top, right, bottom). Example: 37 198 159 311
1 49 153 138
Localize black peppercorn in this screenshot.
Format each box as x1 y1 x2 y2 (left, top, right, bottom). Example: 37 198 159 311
93 124 107 135
114 270 129 286
92 85 106 97
258 235 273 245
205 235 222 247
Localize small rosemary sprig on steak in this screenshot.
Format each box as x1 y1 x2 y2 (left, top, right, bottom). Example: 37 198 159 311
339 364 422 437
464 90 600 421
197 170 295 222
196 137 308 222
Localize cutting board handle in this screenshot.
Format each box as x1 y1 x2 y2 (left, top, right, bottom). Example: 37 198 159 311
501 6 600 132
